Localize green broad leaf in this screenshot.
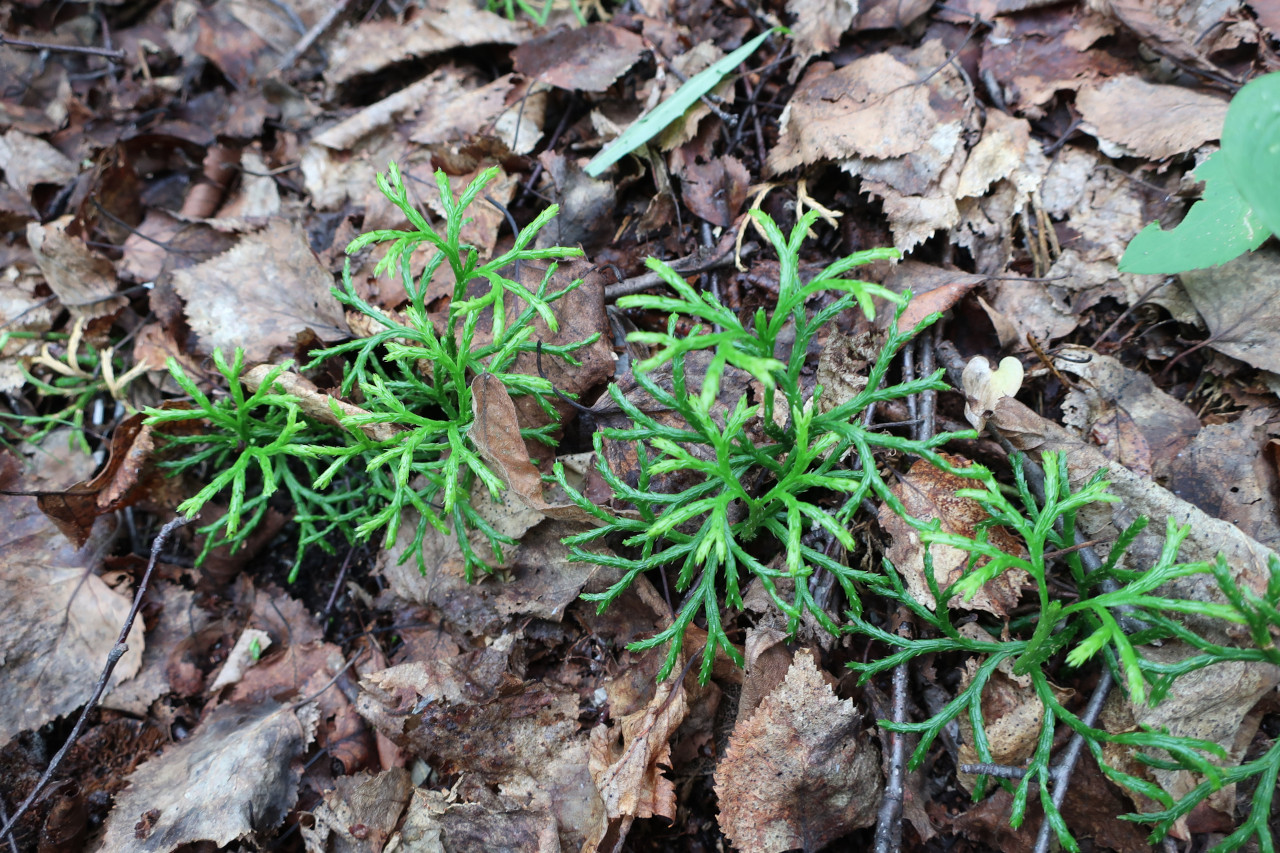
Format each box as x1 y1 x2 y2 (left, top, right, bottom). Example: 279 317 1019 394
1118 152 1268 274
1222 71 1280 239
584 28 779 177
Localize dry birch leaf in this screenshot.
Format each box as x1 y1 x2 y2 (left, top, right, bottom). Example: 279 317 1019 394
715 650 880 852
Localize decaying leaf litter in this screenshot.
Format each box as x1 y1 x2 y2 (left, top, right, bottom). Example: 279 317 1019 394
1 0 1279 850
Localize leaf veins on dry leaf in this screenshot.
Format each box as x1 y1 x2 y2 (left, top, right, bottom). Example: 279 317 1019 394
715 650 881 853
879 453 1030 618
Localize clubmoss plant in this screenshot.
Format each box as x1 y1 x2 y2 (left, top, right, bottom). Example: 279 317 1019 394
547 206 1280 851
143 159 1280 852
147 163 597 580
848 452 1280 851
1 320 146 452
553 208 962 681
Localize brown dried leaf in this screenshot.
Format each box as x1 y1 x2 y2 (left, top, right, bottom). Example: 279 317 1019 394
398 788 563 853
979 7 1133 119
676 155 749 228
815 327 878 413
36 410 189 548
883 262 987 332
1179 245 1280 374
786 0 858 78
172 219 349 362
955 110 1032 200
736 627 793 723
1166 410 1280 551
828 40 975 250
513 23 646 92
981 284 1078 351
471 372 607 525
768 54 935 174
1104 0 1233 78
851 0 933 30
715 650 880 852
325 0 531 86
300 768 413 852
1077 76 1229 160
1053 345 1200 481
118 210 238 285
101 582 213 715
409 77 540 156
355 634 604 851
0 445 144 745
0 259 52 393
26 216 126 322
99 702 317 851
0 129 78 198
588 665 685 824
879 454 1029 617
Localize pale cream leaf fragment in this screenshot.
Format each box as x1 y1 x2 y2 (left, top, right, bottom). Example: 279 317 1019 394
962 355 1024 431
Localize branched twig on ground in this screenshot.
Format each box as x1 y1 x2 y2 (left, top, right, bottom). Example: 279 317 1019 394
875 333 939 853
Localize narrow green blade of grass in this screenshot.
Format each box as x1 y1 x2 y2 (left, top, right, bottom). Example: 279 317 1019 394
584 28 780 178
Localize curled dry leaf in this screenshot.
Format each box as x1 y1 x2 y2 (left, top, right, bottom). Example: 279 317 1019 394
879 454 1029 618
883 261 987 332
715 650 881 853
962 354 1024 432
241 364 400 442
37 410 177 548
26 216 127 322
470 372 608 525
587 662 686 842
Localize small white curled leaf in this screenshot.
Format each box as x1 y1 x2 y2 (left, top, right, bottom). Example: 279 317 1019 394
962 355 1024 431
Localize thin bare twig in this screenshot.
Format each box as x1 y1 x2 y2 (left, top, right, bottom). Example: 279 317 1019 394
874 333 937 853
0 33 125 61
0 515 193 846
604 242 755 301
0 801 17 853
874 607 914 853
275 0 354 72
